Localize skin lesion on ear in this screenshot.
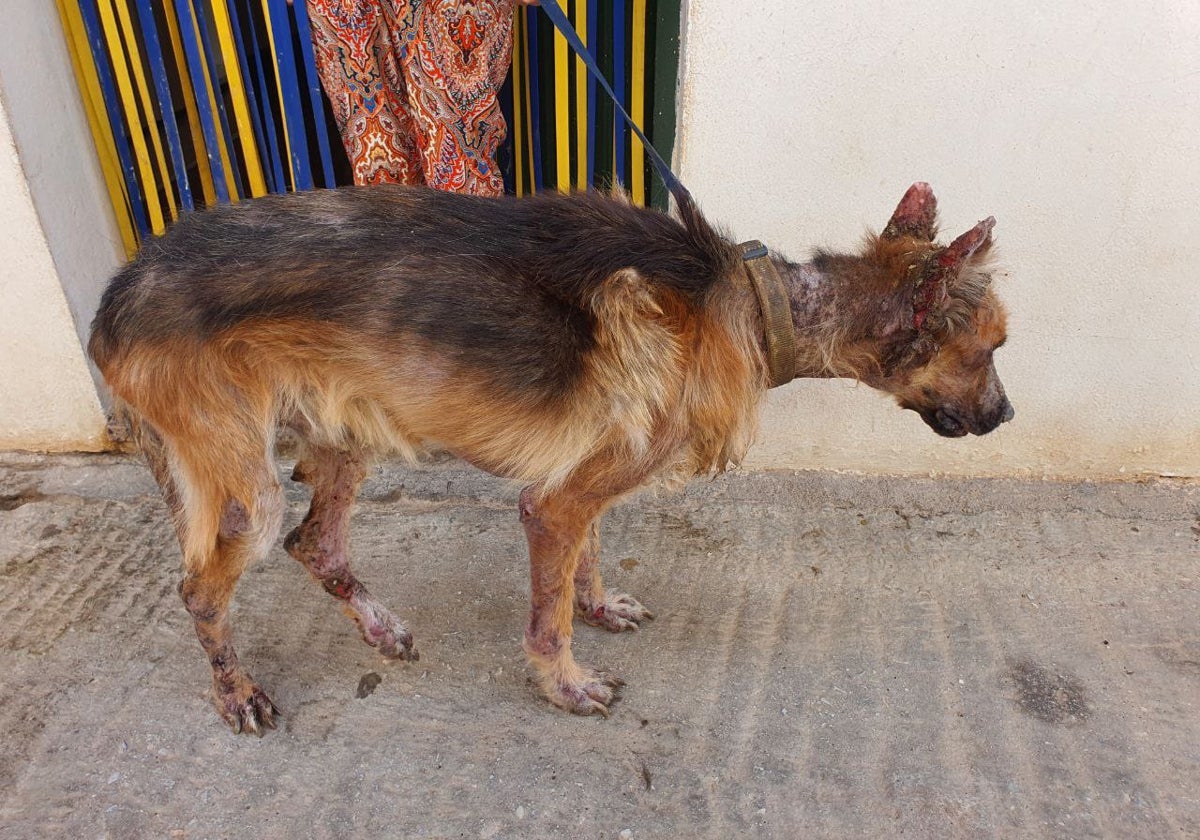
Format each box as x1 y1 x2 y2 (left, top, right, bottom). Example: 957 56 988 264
883 182 939 242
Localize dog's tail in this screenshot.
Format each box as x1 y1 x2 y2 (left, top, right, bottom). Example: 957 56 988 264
87 262 140 376
675 191 743 298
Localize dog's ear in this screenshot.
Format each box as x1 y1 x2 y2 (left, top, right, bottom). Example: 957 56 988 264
913 216 996 331
883 182 938 241
940 216 995 273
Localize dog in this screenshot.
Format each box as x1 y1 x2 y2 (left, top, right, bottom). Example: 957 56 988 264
88 182 1012 734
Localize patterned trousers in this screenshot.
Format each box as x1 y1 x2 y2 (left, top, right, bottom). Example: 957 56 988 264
306 0 514 195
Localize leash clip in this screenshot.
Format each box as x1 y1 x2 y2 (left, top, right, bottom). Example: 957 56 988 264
741 242 769 261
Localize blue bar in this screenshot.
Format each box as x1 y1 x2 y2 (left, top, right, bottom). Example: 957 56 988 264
240 0 286 193
526 5 543 191
612 0 626 184
264 0 313 190
77 0 151 235
132 0 192 210
290 0 336 189
172 0 229 203
585 0 597 187
497 67 516 194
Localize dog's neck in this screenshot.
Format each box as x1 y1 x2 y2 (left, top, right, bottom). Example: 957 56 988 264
777 258 883 383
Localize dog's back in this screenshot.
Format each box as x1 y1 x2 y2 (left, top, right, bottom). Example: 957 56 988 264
90 186 735 389
89 187 764 569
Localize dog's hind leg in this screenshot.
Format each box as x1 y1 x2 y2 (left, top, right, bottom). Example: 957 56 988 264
171 442 286 735
520 486 625 717
284 447 418 661
131 416 186 540
134 417 284 734
574 519 654 632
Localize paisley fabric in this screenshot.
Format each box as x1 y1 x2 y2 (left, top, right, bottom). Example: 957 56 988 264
306 0 514 194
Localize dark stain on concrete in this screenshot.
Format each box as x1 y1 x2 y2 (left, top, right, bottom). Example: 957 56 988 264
657 512 731 551
1006 658 1090 725
355 672 383 699
0 491 45 511
1153 642 1200 677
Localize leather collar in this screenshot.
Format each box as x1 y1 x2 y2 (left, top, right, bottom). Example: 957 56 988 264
739 241 797 388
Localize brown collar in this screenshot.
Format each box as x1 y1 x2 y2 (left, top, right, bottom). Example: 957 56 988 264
739 241 797 388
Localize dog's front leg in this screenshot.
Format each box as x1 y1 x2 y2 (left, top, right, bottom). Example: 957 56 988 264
519 487 624 717
574 519 654 632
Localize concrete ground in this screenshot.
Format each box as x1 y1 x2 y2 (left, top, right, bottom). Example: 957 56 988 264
0 452 1197 840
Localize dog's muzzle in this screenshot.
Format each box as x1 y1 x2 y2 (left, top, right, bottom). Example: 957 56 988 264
920 399 1013 437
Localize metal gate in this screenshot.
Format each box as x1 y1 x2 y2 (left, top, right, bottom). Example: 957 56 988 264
57 0 681 257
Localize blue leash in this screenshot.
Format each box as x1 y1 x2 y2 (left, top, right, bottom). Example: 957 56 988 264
538 0 692 207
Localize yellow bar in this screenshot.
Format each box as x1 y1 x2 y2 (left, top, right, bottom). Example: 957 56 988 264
186 1 240 201
630 0 647 205
553 18 569 193
96 0 165 233
112 0 178 220
572 0 587 190
56 0 138 256
512 11 525 196
210 0 267 196
162 1 216 205
260 0 296 188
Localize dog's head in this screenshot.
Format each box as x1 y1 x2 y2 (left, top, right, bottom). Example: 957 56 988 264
868 183 1013 437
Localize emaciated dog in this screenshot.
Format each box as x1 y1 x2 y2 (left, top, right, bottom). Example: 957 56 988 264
88 182 1012 734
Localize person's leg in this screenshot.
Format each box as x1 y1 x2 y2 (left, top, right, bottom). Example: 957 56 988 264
396 0 514 195
306 0 426 185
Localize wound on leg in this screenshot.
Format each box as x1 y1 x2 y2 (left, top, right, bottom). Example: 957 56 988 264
219 498 251 540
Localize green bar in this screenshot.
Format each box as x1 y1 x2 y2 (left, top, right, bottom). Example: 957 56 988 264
649 0 680 209
592 0 614 190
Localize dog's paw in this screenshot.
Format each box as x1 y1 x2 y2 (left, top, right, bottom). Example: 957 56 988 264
577 591 655 633
213 674 280 737
374 626 419 661
543 666 626 717
353 601 419 661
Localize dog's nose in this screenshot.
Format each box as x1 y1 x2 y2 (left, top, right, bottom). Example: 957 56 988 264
1001 400 1015 423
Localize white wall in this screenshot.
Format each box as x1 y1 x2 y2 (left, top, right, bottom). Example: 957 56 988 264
677 0 1200 479
0 0 122 451
0 0 125 390
0 96 107 451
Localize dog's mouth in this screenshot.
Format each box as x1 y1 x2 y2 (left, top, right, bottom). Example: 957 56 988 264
916 402 1014 437
919 407 971 438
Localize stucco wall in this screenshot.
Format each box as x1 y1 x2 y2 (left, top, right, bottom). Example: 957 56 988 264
2 2 1197 475
0 96 107 451
677 0 1200 478
0 0 125 390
